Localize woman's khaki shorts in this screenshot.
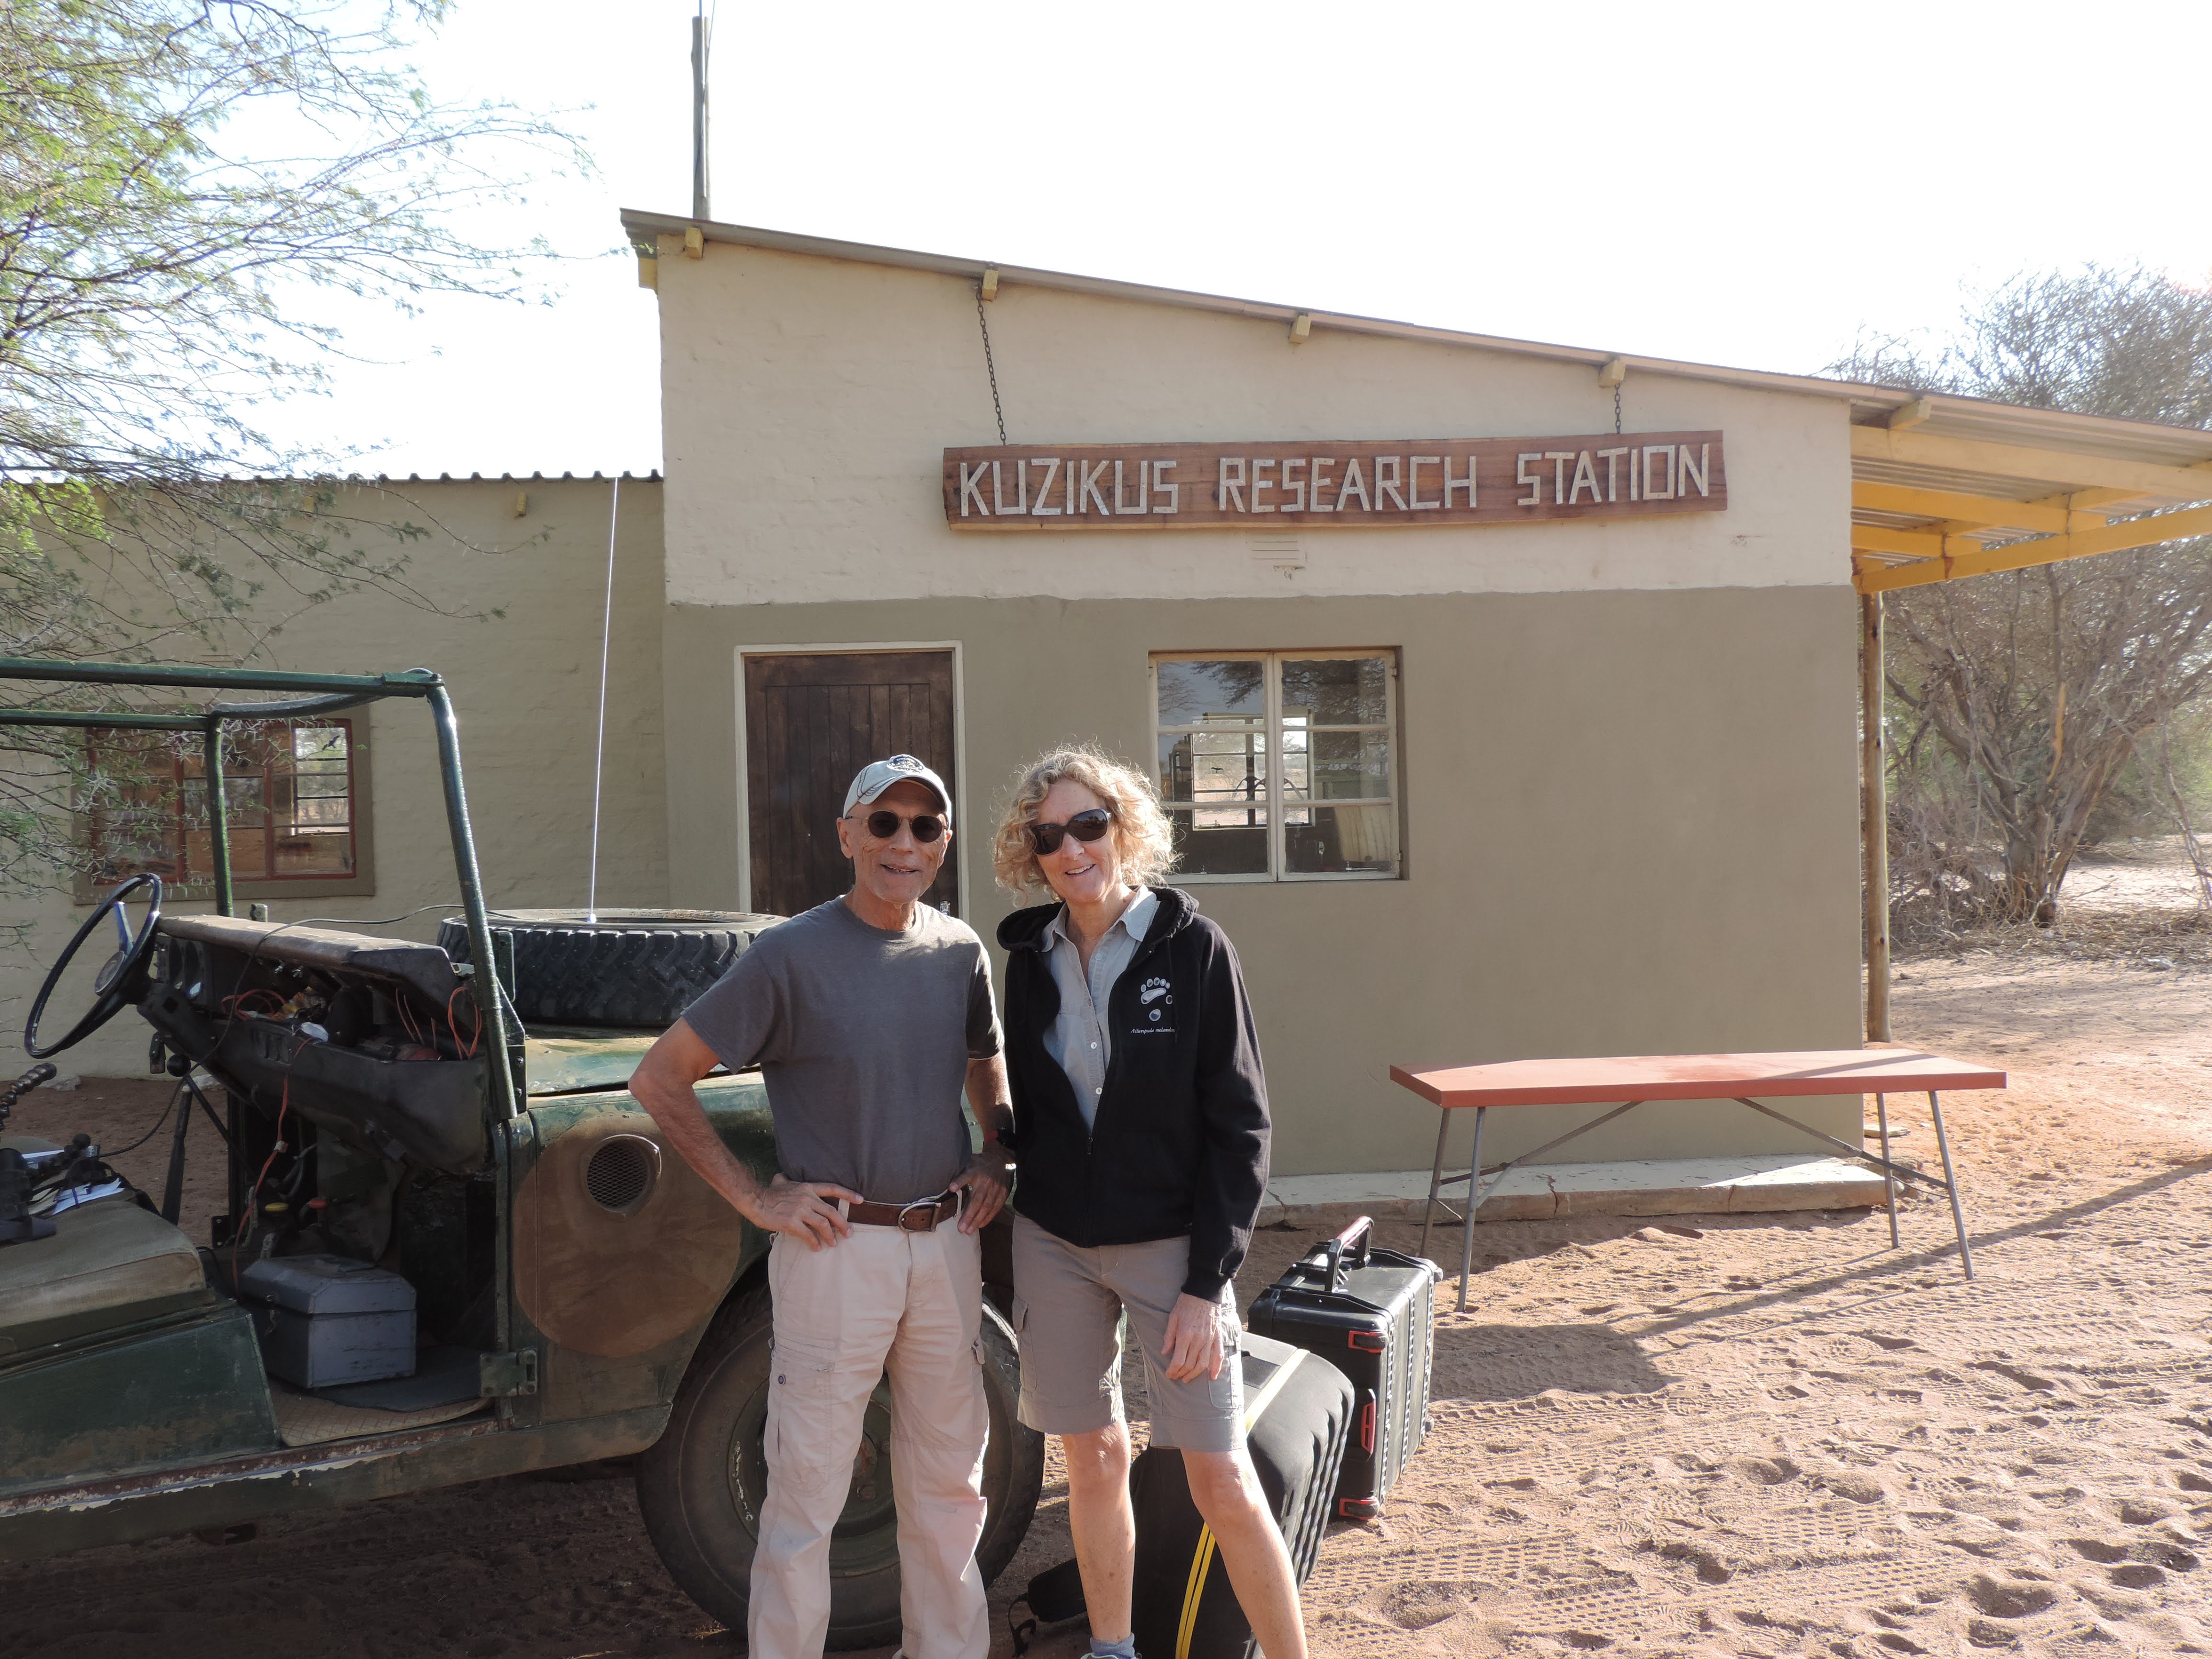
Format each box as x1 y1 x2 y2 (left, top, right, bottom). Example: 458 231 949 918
1009 1214 1244 1453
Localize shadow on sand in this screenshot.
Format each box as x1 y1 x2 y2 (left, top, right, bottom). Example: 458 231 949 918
1432 1321 1675 1403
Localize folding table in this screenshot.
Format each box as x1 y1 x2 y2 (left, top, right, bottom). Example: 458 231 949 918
1387 1049 2006 1308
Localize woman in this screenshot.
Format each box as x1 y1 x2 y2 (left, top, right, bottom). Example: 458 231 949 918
988 747 1307 1659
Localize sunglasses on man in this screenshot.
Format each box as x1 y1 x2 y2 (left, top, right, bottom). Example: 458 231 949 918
855 808 946 843
1026 807 1113 857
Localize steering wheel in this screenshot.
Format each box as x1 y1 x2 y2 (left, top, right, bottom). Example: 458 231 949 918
26 874 164 1058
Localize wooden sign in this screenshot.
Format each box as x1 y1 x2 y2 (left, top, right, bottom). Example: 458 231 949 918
942 431 1724 531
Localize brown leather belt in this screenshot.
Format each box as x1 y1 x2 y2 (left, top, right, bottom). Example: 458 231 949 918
844 1190 964 1231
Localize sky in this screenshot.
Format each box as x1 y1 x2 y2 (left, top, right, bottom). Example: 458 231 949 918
276 0 2212 479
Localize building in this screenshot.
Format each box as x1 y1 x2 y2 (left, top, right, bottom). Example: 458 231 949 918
624 217 1883 1183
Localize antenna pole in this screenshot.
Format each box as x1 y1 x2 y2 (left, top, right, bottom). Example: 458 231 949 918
587 477 621 923
691 4 711 222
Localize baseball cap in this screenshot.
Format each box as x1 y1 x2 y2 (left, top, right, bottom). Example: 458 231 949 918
843 754 953 828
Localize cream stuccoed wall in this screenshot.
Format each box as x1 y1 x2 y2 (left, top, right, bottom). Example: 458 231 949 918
648 239 1867 1179
657 588 1866 1178
652 238 1849 606
4 477 668 1079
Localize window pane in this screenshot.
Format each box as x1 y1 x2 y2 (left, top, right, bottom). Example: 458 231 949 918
1287 805 1400 875
1156 659 1266 727
291 795 351 830
1168 810 1270 876
1309 730 1392 801
294 725 348 761
276 829 353 876
1280 656 1388 726
102 807 180 880
1159 731 1270 823
210 826 268 877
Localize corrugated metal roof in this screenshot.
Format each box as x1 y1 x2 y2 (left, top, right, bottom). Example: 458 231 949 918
3 470 663 488
341 471 663 485
1849 409 2212 552
1883 399 2212 472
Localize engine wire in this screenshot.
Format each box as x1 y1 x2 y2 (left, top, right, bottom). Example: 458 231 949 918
233 1033 312 1290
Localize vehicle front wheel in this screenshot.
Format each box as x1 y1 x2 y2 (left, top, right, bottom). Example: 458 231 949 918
637 1282 1044 1650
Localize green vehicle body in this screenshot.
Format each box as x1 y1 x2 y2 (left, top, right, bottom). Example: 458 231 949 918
0 659 1033 1637
0 1054 780 1556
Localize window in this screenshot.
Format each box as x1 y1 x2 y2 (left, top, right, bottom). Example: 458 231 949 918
1152 651 1401 881
77 718 371 900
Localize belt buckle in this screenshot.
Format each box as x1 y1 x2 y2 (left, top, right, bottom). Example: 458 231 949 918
896 1197 939 1233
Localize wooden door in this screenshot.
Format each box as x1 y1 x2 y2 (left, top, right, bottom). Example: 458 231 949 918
743 650 959 919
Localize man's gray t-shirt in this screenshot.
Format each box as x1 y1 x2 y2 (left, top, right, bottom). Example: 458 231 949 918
681 898 1002 1203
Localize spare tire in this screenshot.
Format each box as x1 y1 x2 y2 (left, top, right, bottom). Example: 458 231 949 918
438 909 784 1028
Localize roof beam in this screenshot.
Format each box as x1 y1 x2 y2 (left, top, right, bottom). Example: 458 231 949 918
1855 503 2212 594
2031 486 2136 513
1852 426 2212 503
1851 523 1974 561
1852 482 2096 535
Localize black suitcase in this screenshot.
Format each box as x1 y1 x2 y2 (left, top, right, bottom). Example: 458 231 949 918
1129 1330 1353 1659
1245 1215 1438 1520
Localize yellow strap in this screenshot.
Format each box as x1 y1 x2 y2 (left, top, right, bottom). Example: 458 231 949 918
1173 1348 1306 1659
1175 1528 1217 1659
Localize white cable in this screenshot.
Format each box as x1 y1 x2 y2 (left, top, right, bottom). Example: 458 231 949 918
586 476 621 922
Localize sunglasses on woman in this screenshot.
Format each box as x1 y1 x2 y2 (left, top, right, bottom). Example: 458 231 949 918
858 809 945 842
1026 807 1113 856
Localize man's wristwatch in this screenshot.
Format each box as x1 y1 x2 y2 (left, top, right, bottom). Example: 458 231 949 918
978 1133 1016 1176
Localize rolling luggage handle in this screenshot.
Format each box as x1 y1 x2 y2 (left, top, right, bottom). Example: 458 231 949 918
1321 1214 1373 1293
1286 1216 1442 1309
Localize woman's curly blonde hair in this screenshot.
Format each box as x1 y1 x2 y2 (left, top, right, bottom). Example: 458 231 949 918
991 746 1179 896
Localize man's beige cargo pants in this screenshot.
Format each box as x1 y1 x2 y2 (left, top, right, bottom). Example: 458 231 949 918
750 1224 990 1659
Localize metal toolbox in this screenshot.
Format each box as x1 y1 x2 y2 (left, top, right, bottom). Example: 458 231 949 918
238 1253 417 1389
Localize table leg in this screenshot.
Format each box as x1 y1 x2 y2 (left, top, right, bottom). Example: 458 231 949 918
1458 1106 1486 1313
1927 1091 1974 1281
1875 1092 1899 1249
1421 1105 1451 1263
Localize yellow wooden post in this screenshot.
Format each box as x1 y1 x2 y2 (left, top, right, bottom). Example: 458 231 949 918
1861 591 1891 1043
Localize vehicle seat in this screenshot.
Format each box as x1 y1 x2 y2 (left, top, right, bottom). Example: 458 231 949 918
0 1164 212 1349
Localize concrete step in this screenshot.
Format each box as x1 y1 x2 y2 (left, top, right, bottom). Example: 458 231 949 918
1255 1154 1899 1230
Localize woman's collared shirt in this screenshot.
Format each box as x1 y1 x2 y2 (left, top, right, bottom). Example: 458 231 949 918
1038 886 1159 1131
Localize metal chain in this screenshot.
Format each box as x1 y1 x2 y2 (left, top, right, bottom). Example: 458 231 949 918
976 286 1007 445
1614 382 1623 436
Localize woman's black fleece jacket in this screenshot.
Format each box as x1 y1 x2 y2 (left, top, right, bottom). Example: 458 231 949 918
995 886 1270 1300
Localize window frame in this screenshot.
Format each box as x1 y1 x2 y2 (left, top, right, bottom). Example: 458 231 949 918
1150 648 1404 885
74 716 376 904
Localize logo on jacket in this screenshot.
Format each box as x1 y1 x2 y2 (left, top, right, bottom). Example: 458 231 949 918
1140 977 1171 1005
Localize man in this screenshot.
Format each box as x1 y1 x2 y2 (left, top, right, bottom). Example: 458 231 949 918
632 754 1015 1659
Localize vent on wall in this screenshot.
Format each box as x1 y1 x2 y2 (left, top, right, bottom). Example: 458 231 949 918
1249 536 1304 567
584 1134 662 1216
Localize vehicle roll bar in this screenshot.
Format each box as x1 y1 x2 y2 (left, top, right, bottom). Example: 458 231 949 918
0 658 518 1121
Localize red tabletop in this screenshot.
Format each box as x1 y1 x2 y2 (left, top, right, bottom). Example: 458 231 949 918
1389 1048 2006 1110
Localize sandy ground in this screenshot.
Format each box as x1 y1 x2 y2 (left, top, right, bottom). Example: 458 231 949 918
7 937 2212 1658
2049 839 2212 914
